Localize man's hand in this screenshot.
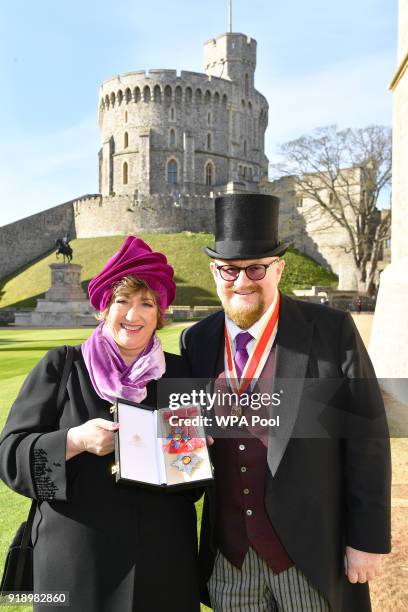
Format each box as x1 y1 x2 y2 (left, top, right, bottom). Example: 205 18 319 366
344 546 384 583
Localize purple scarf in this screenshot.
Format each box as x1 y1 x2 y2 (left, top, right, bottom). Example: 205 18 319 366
81 322 166 404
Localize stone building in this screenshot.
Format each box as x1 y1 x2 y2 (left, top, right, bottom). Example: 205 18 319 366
98 33 268 202
270 166 389 291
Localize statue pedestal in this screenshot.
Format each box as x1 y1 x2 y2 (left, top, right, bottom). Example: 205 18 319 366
15 264 96 327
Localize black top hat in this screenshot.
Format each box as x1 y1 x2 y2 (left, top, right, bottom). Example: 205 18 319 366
204 193 290 259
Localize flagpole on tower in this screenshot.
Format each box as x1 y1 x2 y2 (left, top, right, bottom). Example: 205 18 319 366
228 0 232 33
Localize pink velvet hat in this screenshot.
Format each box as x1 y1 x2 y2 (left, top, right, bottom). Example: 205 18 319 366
88 236 176 311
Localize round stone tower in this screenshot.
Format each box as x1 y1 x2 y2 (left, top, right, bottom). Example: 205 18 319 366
67 31 271 237
97 32 269 207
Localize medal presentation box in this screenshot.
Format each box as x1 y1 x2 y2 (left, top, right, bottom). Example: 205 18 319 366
111 398 213 489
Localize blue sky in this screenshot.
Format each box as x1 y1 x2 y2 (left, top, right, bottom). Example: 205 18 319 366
0 0 397 226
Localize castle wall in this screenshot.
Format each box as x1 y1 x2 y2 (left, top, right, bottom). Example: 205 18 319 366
0 201 76 280
0 190 216 284
74 193 215 237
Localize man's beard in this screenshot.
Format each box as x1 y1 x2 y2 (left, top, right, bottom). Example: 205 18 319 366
221 287 266 329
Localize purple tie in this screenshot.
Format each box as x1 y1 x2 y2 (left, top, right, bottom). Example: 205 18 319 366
234 331 253 379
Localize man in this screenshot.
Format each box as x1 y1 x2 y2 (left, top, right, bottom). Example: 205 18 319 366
180 194 391 611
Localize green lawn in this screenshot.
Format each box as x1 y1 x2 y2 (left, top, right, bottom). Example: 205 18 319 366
0 325 210 612
0 233 337 309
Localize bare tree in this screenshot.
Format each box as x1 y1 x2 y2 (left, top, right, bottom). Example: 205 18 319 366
273 125 391 295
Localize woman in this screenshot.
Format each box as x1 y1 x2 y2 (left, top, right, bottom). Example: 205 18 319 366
0 236 201 612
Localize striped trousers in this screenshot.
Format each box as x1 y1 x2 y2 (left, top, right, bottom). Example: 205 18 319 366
208 547 332 611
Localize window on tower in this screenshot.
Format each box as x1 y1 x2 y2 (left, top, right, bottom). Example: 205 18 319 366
205 162 214 186
123 162 128 185
124 132 129 148
167 159 178 184
175 86 182 105
164 85 172 106
169 129 176 147
154 85 161 103
207 133 212 151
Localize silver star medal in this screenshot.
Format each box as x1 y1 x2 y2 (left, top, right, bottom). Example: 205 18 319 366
172 453 203 475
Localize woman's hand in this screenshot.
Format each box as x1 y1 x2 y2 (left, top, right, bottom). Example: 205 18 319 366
66 419 120 460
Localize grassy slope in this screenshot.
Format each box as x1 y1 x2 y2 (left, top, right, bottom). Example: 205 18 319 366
0 325 210 611
0 233 337 309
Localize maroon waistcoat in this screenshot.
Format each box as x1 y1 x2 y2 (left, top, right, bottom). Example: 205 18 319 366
212 343 293 572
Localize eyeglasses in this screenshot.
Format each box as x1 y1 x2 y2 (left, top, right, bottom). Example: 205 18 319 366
215 260 280 282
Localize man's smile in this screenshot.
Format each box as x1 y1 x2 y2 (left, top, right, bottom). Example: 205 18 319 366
231 287 260 298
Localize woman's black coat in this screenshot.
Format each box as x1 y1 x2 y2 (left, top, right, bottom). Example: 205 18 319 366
0 346 201 612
